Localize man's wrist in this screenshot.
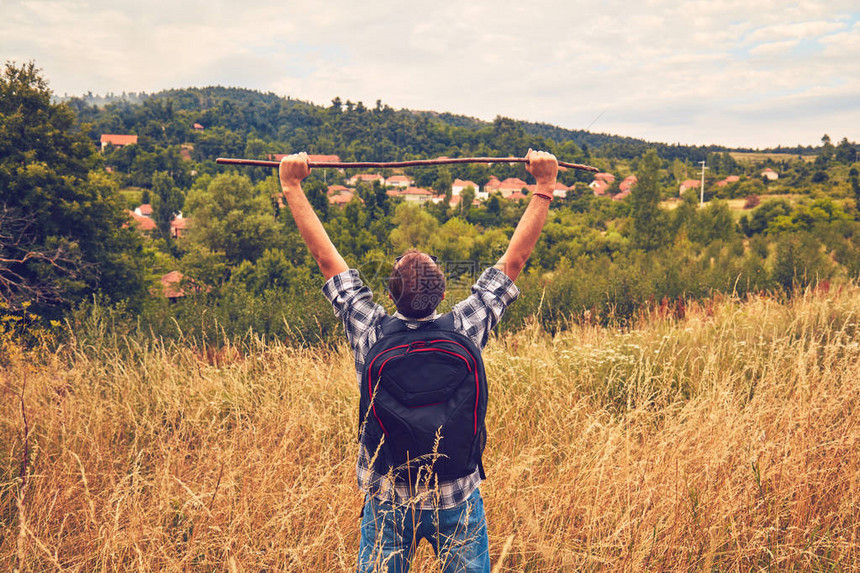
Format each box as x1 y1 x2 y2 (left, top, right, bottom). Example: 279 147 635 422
533 182 555 200
281 181 303 194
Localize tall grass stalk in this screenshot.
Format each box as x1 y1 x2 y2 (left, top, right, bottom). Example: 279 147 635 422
2 285 859 571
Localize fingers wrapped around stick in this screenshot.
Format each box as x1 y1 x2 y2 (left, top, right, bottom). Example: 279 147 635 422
278 152 311 187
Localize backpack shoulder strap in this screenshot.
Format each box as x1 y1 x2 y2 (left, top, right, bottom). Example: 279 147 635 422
430 312 456 332
378 312 457 338
378 314 408 337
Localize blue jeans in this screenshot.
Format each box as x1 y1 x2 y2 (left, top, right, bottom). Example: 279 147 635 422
356 488 490 573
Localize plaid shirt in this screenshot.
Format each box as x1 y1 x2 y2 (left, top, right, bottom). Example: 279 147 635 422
322 266 519 509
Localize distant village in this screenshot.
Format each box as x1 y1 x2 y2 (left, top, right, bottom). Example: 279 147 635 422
102 133 779 218
268 154 645 207
102 133 780 300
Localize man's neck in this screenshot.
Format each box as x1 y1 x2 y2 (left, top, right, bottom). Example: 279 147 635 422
393 311 438 322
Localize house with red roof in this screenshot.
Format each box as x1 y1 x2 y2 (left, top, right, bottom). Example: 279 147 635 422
100 134 138 152
680 179 701 194
716 175 741 187
484 176 501 194
594 172 616 183
170 214 191 238
505 191 527 202
161 271 185 299
498 177 528 198
179 144 194 161
590 180 609 196
329 191 355 205
134 204 153 217
159 271 209 300
761 168 778 181
327 184 351 195
619 176 638 193
309 154 341 163
449 194 482 208
127 210 156 233
400 187 433 204
451 179 480 196
549 182 570 199
386 175 412 188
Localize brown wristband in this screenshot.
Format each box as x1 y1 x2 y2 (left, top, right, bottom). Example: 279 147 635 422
532 192 553 201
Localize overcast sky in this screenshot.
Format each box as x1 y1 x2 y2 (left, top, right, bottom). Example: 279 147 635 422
1 0 858 149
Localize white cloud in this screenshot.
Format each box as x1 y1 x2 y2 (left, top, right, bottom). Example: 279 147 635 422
747 20 847 43
1 0 858 148
820 20 860 54
748 40 800 56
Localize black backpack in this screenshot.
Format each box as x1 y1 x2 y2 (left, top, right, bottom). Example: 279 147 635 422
359 313 488 483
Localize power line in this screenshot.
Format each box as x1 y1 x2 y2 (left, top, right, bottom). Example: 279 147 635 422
585 108 609 132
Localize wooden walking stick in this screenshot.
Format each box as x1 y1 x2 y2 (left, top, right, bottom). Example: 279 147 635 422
216 156 600 173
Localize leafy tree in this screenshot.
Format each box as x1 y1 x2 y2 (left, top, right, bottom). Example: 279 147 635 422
429 217 477 264
193 126 245 161
325 198 379 260
834 137 856 165
358 181 392 219
815 134 836 167
771 232 834 291
303 178 329 221
740 199 793 236
180 242 228 287
849 167 860 212
485 193 501 216
0 61 146 311
630 149 666 250
389 203 439 253
767 198 850 234
244 136 268 160
459 187 476 220
432 168 453 195
183 173 281 266
671 190 700 238
152 171 183 238
231 248 296 295
811 170 828 184
688 200 737 245
491 116 529 154
707 151 739 176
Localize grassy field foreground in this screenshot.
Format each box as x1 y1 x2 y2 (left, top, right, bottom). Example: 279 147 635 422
2 286 859 571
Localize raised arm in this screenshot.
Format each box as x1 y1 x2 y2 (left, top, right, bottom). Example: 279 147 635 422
279 153 349 280
495 149 558 282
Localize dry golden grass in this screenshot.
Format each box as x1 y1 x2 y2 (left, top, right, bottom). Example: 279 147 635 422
2 285 859 571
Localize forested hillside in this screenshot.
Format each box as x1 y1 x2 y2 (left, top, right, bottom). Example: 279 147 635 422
3 62 860 346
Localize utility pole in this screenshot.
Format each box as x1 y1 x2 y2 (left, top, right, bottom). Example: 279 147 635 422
698 160 708 206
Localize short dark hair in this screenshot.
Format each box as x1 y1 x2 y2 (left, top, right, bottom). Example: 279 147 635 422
388 249 445 318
